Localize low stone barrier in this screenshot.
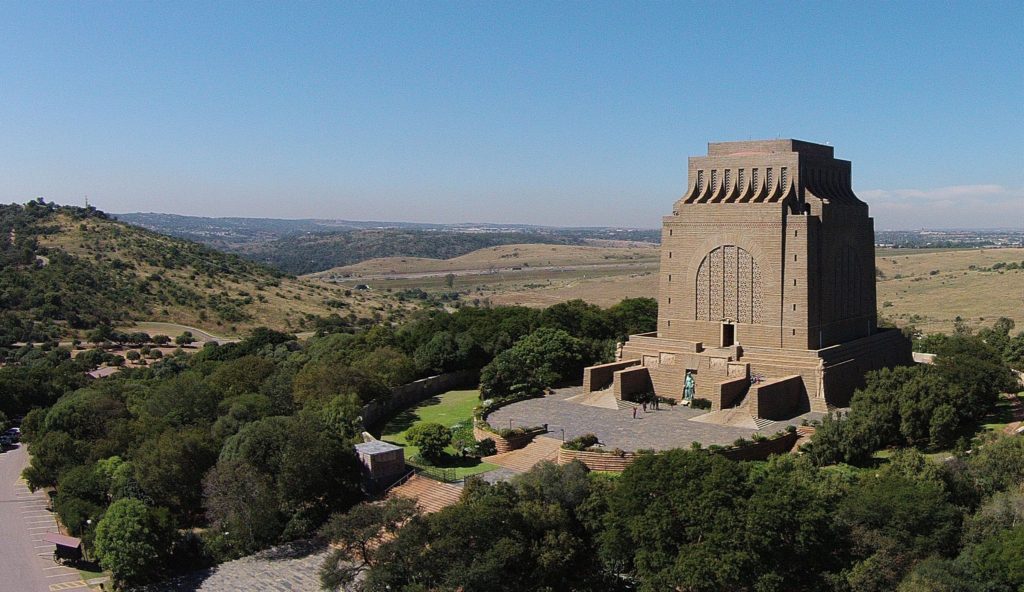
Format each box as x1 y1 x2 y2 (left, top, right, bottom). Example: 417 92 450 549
557 448 640 472
557 431 800 472
473 425 546 454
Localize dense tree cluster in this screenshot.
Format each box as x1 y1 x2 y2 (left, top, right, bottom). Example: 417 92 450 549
805 330 1019 465
7 296 656 588
323 440 1024 592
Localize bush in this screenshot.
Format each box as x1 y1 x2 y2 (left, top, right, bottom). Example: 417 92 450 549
406 422 452 461
691 398 712 410
563 433 599 451
475 438 497 456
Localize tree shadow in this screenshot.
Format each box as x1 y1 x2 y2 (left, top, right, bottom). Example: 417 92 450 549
371 395 443 437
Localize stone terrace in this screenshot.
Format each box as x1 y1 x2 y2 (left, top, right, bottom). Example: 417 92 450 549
488 386 815 451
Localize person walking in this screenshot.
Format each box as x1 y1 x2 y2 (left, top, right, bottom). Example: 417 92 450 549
642 401 647 413
632 406 637 420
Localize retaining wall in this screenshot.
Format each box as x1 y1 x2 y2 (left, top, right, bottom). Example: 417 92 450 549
363 369 479 428
558 431 800 471
583 360 639 392
473 425 545 454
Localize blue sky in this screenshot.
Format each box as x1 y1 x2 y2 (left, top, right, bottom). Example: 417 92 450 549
1 2 1021 229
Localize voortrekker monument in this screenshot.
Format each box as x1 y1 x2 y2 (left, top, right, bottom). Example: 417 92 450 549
583 139 912 420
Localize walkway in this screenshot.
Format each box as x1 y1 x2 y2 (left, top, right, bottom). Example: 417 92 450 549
488 387 782 451
0 445 84 592
483 436 562 473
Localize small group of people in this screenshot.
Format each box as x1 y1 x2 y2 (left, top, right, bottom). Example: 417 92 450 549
631 393 660 419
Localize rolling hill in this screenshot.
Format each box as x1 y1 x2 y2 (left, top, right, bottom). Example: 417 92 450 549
0 201 402 343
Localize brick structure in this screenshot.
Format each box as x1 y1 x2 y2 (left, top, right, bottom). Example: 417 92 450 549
582 139 911 415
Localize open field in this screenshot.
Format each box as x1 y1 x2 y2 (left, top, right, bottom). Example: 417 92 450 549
309 243 658 278
317 243 1024 335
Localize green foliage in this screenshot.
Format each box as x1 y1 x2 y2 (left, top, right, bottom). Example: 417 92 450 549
93 498 172 588
318 496 419 591
479 327 589 399
563 433 600 451
202 459 282 558
406 422 452 461
807 331 1018 464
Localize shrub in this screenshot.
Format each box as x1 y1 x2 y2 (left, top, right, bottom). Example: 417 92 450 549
691 398 712 410
563 433 599 451
406 422 452 461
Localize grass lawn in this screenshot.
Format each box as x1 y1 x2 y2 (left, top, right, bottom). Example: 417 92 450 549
380 389 498 479
980 391 1024 432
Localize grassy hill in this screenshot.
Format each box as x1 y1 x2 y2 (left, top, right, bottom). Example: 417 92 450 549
0 201 403 343
239 229 587 275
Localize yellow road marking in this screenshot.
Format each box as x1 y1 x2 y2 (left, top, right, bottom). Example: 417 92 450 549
48 580 87 591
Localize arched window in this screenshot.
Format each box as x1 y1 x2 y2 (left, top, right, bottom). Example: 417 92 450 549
695 246 762 323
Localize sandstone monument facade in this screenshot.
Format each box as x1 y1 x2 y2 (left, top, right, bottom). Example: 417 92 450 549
583 139 911 418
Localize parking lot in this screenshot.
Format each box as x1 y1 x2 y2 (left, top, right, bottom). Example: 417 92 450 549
0 444 89 592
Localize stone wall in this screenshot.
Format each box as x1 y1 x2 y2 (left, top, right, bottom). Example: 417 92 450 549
557 431 800 472
613 366 653 401
583 360 639 392
749 375 804 420
473 425 545 454
710 376 749 410
557 448 641 472
362 369 479 429
716 432 799 461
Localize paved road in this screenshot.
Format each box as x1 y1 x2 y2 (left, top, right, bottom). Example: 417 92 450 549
0 444 85 592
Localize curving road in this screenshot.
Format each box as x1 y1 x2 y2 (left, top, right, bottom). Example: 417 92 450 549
0 444 85 591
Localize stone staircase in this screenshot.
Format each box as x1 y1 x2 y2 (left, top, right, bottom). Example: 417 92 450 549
386 474 463 514
616 398 640 410
484 436 562 473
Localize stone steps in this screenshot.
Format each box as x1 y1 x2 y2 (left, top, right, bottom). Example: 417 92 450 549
387 474 463 514
484 436 562 473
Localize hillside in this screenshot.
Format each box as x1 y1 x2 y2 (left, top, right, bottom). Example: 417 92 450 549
0 201 400 343
310 243 659 278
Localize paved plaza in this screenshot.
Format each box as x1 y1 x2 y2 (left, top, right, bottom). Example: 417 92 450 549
141 542 331 592
488 387 811 451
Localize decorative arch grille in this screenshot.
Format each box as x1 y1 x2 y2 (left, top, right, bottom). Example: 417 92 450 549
695 246 762 323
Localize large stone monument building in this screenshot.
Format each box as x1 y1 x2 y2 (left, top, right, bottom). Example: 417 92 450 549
583 139 911 418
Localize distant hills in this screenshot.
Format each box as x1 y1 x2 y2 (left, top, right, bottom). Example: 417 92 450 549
117 212 662 275
116 212 1024 277
0 202 389 343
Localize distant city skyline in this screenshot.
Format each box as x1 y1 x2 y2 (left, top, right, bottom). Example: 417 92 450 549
1 2 1021 229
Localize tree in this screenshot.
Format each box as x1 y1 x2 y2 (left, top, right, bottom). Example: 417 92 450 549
479 328 588 399
444 273 455 289
87 324 113 345
319 497 419 591
406 422 451 461
203 459 283 557
93 498 170 588
133 428 219 519
174 331 195 346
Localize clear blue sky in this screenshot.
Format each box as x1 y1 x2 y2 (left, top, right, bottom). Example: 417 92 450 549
1 1 1021 229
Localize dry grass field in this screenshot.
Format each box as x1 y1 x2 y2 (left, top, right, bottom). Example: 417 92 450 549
310 243 659 278
38 214 415 338
320 243 1024 336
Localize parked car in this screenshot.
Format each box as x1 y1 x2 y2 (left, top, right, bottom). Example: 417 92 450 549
5 427 21 442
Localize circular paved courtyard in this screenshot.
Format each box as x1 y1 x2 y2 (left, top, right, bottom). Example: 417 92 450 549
487 386 814 451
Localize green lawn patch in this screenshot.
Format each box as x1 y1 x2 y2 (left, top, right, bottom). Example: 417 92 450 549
381 389 498 479
980 392 1023 432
